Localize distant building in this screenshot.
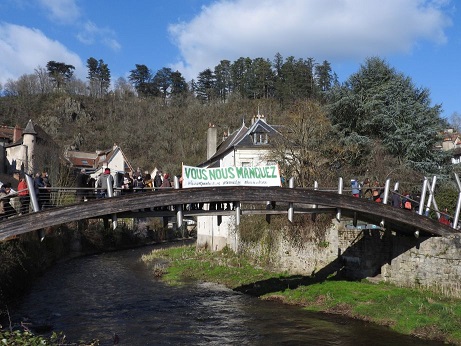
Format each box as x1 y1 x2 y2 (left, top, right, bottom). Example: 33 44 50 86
1 120 60 178
196 112 284 251
65 144 134 187
437 128 461 164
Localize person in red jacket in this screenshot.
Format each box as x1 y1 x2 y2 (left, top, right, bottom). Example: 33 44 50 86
18 174 30 214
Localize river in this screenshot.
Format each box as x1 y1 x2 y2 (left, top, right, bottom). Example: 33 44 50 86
10 242 445 345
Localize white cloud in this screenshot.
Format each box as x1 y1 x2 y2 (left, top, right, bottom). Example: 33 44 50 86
76 20 121 52
39 0 81 24
0 23 85 84
168 0 453 80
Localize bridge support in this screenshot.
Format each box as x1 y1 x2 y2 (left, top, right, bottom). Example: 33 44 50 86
336 177 343 221
311 181 318 222
107 181 117 230
174 176 184 237
235 202 241 225
288 177 294 223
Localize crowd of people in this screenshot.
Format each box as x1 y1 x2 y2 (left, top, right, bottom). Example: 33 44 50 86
351 177 418 211
76 168 173 201
0 171 53 220
350 177 454 226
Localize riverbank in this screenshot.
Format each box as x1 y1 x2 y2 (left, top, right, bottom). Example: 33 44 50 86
142 244 461 345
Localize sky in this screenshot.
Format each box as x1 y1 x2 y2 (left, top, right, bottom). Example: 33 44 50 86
0 0 460 119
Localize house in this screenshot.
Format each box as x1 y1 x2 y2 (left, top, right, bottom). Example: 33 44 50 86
1 120 60 179
437 129 461 164
195 112 284 251
65 144 134 187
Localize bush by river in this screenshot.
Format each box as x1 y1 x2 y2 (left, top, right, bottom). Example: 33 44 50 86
142 244 461 345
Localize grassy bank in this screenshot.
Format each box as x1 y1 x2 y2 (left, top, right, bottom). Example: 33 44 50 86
142 244 461 345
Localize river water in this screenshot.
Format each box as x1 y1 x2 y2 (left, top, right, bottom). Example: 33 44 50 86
10 243 444 345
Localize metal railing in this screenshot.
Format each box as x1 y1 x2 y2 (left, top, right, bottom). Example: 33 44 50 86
2 174 460 230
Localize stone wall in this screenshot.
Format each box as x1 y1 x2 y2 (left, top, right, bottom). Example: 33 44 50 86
238 219 461 297
381 234 461 297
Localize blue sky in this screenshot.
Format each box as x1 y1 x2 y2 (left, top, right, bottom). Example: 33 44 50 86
0 0 460 119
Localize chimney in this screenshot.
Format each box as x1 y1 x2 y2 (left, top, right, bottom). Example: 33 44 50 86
207 123 217 160
13 125 22 143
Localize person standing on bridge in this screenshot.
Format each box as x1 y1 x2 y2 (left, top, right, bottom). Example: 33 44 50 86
18 174 30 214
121 172 133 195
391 189 401 208
0 183 16 219
34 172 45 209
160 173 171 211
351 179 361 198
97 168 114 198
76 169 90 202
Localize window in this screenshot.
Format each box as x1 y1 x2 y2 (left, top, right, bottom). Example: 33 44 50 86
253 132 268 144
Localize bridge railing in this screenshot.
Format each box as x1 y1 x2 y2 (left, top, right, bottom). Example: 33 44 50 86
1 174 460 230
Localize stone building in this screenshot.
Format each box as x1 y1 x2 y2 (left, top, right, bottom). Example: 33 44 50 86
0 120 60 178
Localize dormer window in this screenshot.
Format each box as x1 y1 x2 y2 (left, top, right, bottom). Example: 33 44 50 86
253 132 268 144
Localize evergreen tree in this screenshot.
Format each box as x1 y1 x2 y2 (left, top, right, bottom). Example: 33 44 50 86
170 70 188 99
315 60 334 92
153 67 173 103
249 57 275 99
214 60 232 102
196 68 216 103
87 57 111 97
46 61 75 90
328 57 444 172
129 64 157 97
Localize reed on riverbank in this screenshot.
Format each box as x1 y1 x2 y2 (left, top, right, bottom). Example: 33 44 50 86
142 244 461 345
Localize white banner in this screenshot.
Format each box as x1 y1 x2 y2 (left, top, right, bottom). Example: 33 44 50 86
182 165 281 188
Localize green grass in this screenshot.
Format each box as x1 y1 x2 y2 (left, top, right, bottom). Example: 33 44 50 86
142 245 278 287
142 244 461 344
275 280 461 341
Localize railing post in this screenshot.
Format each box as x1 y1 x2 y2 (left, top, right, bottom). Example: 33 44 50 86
26 174 45 241
25 174 39 212
453 173 461 229
425 176 439 218
174 176 183 236
336 177 343 221
418 178 428 216
288 177 294 223
106 177 117 230
379 178 391 228
382 179 390 205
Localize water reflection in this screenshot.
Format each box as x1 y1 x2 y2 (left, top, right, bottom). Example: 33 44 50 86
11 245 444 345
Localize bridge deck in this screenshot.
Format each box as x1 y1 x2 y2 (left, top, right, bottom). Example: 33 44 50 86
0 186 458 241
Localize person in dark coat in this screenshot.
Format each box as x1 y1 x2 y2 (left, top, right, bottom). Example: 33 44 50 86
391 190 401 208
76 169 90 202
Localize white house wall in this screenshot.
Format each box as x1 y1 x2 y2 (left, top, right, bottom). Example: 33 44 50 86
108 151 126 173
234 148 274 166
196 214 239 252
196 147 276 252
6 145 28 173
